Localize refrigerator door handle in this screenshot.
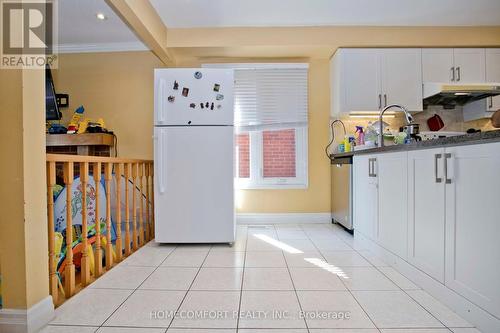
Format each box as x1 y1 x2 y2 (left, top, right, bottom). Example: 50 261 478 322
156 131 166 194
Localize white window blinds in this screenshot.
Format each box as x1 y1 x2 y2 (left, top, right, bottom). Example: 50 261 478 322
234 66 308 130
203 63 309 130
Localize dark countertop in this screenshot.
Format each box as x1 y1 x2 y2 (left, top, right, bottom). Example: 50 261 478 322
330 129 500 161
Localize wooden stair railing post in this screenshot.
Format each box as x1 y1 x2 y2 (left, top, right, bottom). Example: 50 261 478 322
138 163 145 245
124 163 131 256
79 162 91 286
104 162 113 269
132 163 138 250
46 161 58 303
115 163 123 262
145 163 151 241
151 163 155 238
92 162 103 277
63 162 76 297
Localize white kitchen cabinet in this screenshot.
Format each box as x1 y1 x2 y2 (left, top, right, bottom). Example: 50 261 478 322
422 48 486 83
453 48 486 83
376 151 408 259
337 49 382 113
353 154 378 240
486 48 500 111
408 148 446 283
445 142 500 318
422 48 454 82
331 48 423 116
381 49 423 111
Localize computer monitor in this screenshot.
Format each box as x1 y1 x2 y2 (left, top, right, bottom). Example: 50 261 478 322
46 65 61 121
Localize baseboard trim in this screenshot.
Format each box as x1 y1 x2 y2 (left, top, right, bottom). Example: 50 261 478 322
0 296 54 333
354 231 500 333
236 212 331 224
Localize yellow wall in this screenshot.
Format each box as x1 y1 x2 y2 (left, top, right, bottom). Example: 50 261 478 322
0 69 48 309
52 26 500 214
53 51 163 159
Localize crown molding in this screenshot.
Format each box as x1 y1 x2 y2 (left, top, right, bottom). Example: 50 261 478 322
57 41 148 54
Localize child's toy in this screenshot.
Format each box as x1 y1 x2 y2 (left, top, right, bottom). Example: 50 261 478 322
67 106 85 134
77 118 108 134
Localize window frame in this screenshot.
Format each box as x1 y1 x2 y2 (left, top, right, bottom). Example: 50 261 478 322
236 127 308 190
203 63 309 190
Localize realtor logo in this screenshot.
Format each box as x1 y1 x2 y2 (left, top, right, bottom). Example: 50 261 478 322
1 0 57 68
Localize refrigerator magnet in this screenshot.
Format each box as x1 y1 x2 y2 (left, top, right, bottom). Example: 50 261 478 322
213 84 220 92
210 102 214 110
205 102 209 108
194 71 203 79
182 87 189 97
216 94 224 101
168 95 175 102
173 81 179 90
189 103 196 109
200 103 204 109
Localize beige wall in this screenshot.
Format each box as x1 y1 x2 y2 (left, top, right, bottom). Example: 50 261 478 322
53 51 164 159
0 69 48 309
51 26 500 214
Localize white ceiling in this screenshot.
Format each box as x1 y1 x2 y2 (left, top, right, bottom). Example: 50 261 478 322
57 0 500 52
58 0 145 52
151 0 500 28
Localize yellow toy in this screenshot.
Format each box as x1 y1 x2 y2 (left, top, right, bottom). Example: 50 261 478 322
67 106 85 134
100 236 117 262
77 118 107 134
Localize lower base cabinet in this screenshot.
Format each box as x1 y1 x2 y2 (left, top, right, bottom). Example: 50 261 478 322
408 148 446 283
377 151 408 260
445 142 500 318
352 142 500 318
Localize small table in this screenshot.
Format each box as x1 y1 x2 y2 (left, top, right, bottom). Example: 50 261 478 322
46 133 115 156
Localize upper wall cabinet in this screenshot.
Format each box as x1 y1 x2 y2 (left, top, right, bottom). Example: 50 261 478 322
331 48 423 117
422 48 486 83
422 48 454 82
486 48 500 111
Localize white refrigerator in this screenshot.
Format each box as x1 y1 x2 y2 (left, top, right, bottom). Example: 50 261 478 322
153 68 235 243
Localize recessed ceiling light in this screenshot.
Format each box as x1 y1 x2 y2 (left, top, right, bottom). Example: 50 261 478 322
96 12 107 20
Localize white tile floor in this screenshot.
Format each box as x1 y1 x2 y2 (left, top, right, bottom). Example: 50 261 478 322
41 224 481 333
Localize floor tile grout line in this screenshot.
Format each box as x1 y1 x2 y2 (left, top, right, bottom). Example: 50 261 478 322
343 229 455 330
280 225 310 332
354 242 453 329
300 223 380 331
235 225 249 331
96 241 179 330
165 244 213 331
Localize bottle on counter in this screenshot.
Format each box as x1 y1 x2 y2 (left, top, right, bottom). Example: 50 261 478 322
355 126 365 146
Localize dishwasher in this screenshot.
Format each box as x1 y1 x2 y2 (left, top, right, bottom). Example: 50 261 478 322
330 156 353 231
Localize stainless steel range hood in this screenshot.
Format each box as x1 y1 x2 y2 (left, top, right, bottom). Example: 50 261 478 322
423 83 500 107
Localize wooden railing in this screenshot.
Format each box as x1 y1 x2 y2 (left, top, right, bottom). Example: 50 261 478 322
46 154 154 306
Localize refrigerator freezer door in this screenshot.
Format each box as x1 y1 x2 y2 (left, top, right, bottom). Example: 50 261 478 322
154 126 235 243
154 68 234 126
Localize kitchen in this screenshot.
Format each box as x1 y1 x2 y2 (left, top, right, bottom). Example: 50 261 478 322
329 47 500 332
2 1 500 333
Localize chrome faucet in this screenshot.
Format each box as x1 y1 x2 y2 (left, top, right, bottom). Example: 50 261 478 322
378 104 413 147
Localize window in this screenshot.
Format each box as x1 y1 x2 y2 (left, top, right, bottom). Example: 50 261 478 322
207 63 308 189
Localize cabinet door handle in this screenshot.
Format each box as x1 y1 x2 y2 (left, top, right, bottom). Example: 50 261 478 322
489 96 493 109
372 158 377 177
444 153 452 184
456 67 461 82
384 94 387 107
368 158 373 177
451 67 455 81
434 153 442 183
378 94 382 109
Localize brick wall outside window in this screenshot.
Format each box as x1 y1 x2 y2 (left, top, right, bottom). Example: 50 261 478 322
236 133 250 178
263 129 296 178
